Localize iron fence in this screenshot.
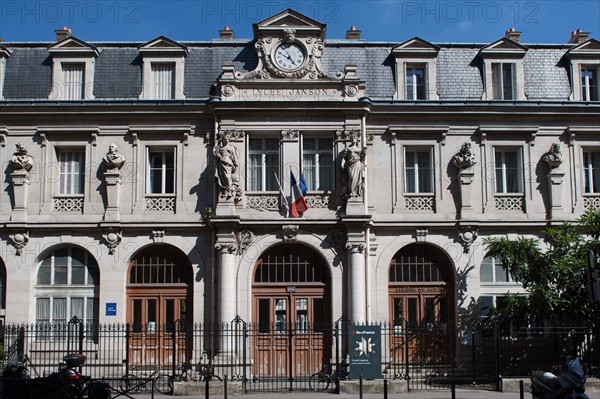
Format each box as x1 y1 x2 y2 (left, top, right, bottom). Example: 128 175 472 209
0 316 597 393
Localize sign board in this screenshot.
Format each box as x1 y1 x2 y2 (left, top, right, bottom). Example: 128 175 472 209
348 325 381 380
105 303 117 316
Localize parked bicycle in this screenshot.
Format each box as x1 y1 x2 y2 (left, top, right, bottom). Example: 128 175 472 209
309 364 346 392
119 364 170 394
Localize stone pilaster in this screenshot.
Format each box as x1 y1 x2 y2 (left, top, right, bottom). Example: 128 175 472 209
346 241 366 323
547 170 565 219
10 169 30 222
458 168 475 220
104 170 122 221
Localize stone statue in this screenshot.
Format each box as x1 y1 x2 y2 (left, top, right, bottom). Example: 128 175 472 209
103 143 125 170
542 143 563 169
452 142 476 170
10 143 33 172
342 135 366 198
214 132 242 201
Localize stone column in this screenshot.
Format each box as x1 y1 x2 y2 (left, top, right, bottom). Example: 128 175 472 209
346 242 366 323
10 169 30 222
547 170 564 219
216 242 237 326
104 170 122 221
458 168 475 220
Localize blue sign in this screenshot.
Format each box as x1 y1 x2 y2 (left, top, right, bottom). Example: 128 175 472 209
106 303 117 316
349 325 381 380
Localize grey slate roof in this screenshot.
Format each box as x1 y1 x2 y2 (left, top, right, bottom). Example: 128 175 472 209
0 41 578 101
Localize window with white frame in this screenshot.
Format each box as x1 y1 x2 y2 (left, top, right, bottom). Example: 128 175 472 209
404 148 433 193
248 138 279 191
58 150 84 195
36 246 99 339
583 149 600 193
494 148 523 193
492 63 516 100
152 63 175 99
480 256 518 284
581 67 598 101
146 149 175 194
303 137 333 191
405 64 427 100
62 63 85 100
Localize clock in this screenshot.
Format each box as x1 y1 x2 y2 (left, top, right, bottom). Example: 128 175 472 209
273 43 305 71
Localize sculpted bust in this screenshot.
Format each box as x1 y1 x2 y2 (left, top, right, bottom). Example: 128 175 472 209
103 143 125 170
10 143 34 172
542 143 563 169
452 142 476 170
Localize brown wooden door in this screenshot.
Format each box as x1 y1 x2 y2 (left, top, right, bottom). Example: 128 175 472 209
128 289 190 366
253 287 328 377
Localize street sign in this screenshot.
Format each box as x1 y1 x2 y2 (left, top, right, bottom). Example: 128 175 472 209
106 302 117 316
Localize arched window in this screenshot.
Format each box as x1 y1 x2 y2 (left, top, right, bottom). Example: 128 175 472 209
254 245 327 284
129 247 191 285
36 247 99 339
389 244 450 283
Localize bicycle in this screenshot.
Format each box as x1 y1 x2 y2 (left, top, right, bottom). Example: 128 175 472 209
119 364 170 394
309 364 345 392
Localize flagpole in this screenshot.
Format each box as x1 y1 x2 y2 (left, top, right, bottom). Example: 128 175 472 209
273 172 289 217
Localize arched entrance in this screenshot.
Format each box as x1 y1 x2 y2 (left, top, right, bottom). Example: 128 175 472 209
127 245 193 366
251 244 331 383
388 243 455 365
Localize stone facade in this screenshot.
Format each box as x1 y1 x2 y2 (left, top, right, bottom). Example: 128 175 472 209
0 10 599 354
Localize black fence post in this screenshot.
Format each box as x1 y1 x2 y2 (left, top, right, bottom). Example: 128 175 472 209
359 374 363 399
471 327 476 384
125 323 131 377
172 320 177 382
205 372 210 399
224 374 228 399
242 319 248 394
494 321 500 391
519 379 524 399
288 323 293 392
404 318 409 384
383 378 388 399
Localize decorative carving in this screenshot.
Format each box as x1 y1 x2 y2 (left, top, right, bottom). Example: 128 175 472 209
54 197 83 212
152 230 165 243
10 143 33 172
218 129 245 141
584 196 600 210
102 228 122 254
342 133 366 198
283 28 296 43
542 143 563 169
452 142 476 170
214 130 243 202
246 194 279 209
282 225 299 242
9 231 29 256
345 242 365 253
458 226 478 253
281 129 299 141
495 195 524 211
304 194 333 208
235 230 254 255
405 195 434 211
215 242 236 253
416 229 428 242
103 143 125 170
145 196 175 211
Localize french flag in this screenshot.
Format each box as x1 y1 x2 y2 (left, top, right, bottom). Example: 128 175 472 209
290 171 308 218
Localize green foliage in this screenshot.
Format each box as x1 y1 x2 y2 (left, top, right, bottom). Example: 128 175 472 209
483 208 600 326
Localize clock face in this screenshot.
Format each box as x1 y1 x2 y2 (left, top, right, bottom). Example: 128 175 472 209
274 43 305 71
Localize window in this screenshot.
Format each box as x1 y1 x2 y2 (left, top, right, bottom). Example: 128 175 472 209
152 63 175 99
492 63 516 100
146 149 175 194
494 149 523 193
480 256 517 284
581 67 598 101
404 148 433 193
248 138 279 191
58 150 84 195
62 63 85 100
405 64 427 100
36 246 99 339
583 149 600 193
303 137 333 191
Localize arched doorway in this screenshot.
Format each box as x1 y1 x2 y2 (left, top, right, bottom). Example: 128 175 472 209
127 245 193 366
251 244 331 381
388 243 455 365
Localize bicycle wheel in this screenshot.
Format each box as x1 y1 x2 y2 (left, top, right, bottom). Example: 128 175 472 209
210 373 222 382
154 373 173 394
309 372 329 392
119 374 141 393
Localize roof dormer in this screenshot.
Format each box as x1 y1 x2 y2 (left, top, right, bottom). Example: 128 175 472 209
564 39 600 101
138 36 188 100
392 37 440 100
48 35 99 100
0 44 11 100
479 37 528 100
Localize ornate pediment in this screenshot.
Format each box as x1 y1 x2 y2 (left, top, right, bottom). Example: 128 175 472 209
216 9 365 101
392 37 440 57
48 37 98 56
565 38 600 58
479 37 528 57
138 36 188 56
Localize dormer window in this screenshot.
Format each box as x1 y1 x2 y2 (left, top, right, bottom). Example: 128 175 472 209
48 36 98 100
392 38 439 100
138 36 188 100
0 45 11 101
479 37 527 101
564 39 600 102
581 66 598 101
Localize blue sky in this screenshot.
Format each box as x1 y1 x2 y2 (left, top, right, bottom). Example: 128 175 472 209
1 0 598 44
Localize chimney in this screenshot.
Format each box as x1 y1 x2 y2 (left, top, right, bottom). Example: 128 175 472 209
505 28 521 43
346 26 361 40
569 29 589 44
55 26 72 42
219 26 234 40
